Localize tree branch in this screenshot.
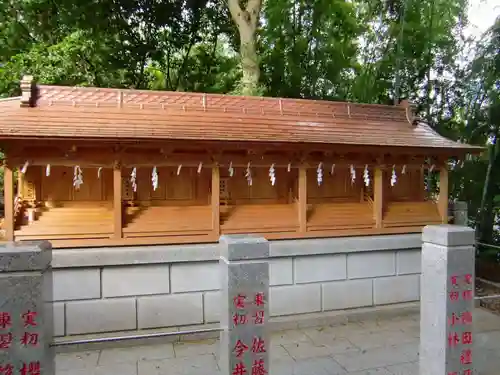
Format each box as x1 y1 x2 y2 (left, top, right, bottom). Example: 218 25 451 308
246 0 262 25
226 0 243 24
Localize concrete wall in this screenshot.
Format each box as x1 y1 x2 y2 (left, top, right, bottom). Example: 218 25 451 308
50 234 422 338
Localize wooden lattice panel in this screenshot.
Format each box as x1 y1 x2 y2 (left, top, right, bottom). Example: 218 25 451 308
24 182 35 200
122 177 133 200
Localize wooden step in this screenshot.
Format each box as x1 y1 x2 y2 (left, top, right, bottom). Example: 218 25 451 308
307 203 374 229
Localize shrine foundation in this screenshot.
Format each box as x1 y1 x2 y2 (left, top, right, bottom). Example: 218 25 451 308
0 241 55 375
419 225 475 375
47 234 422 340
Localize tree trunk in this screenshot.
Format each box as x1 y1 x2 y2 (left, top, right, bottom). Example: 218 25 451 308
227 0 262 96
239 22 260 96
477 135 500 244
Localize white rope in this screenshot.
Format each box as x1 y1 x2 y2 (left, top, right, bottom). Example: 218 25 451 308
317 162 323 186
245 162 252 186
390 165 397 187
73 166 83 189
21 161 29 174
130 167 137 192
363 165 370 187
152 166 159 191
269 164 276 186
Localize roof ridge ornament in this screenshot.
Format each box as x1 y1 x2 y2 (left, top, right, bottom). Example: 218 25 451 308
20 75 37 108
117 91 123 108
399 99 417 125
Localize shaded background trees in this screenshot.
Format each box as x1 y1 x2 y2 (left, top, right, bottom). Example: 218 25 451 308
1 0 499 251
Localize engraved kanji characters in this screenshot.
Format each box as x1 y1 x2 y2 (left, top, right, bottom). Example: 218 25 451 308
461 311 473 325
20 362 40 375
254 293 265 307
233 314 248 326
462 332 473 345
251 337 266 354
448 311 473 327
251 359 267 375
449 291 459 301
448 332 460 347
0 363 40 375
450 275 458 286
232 293 266 326
0 364 13 375
460 349 472 365
0 313 12 330
232 360 267 375
21 311 37 328
232 362 247 375
233 294 246 310
462 289 473 301
230 289 267 375
233 340 249 358
0 333 13 349
0 309 42 375
253 311 264 325
450 274 473 287
20 332 39 347
449 312 460 326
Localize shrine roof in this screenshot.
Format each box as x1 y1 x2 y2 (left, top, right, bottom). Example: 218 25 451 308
0 79 482 154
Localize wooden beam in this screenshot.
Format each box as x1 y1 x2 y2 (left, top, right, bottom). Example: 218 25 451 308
374 167 383 228
211 165 220 238
3 163 14 241
3 137 481 157
438 164 449 223
113 164 123 239
298 166 307 233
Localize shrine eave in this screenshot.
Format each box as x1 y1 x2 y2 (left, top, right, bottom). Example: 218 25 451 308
0 78 484 157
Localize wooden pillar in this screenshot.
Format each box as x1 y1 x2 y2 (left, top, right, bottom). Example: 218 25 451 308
211 165 220 238
438 164 449 223
374 166 383 228
298 166 307 233
113 164 123 239
3 163 14 241
17 169 24 198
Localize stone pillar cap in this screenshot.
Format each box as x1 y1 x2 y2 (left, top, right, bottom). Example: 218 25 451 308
422 225 474 247
219 235 269 261
0 241 52 272
452 201 468 210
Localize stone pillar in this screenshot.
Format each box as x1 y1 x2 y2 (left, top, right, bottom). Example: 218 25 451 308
420 225 475 375
219 235 270 375
0 241 54 375
452 201 468 226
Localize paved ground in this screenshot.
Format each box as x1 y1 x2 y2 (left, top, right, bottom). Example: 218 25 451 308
55 308 500 375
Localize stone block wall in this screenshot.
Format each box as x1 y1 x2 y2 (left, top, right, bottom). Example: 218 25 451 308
49 235 422 338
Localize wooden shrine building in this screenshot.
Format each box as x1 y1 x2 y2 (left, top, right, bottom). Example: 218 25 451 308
0 76 481 248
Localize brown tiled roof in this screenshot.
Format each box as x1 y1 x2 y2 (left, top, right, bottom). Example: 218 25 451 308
0 80 482 153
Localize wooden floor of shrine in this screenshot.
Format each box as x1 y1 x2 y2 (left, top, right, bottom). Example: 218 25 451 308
13 200 442 246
